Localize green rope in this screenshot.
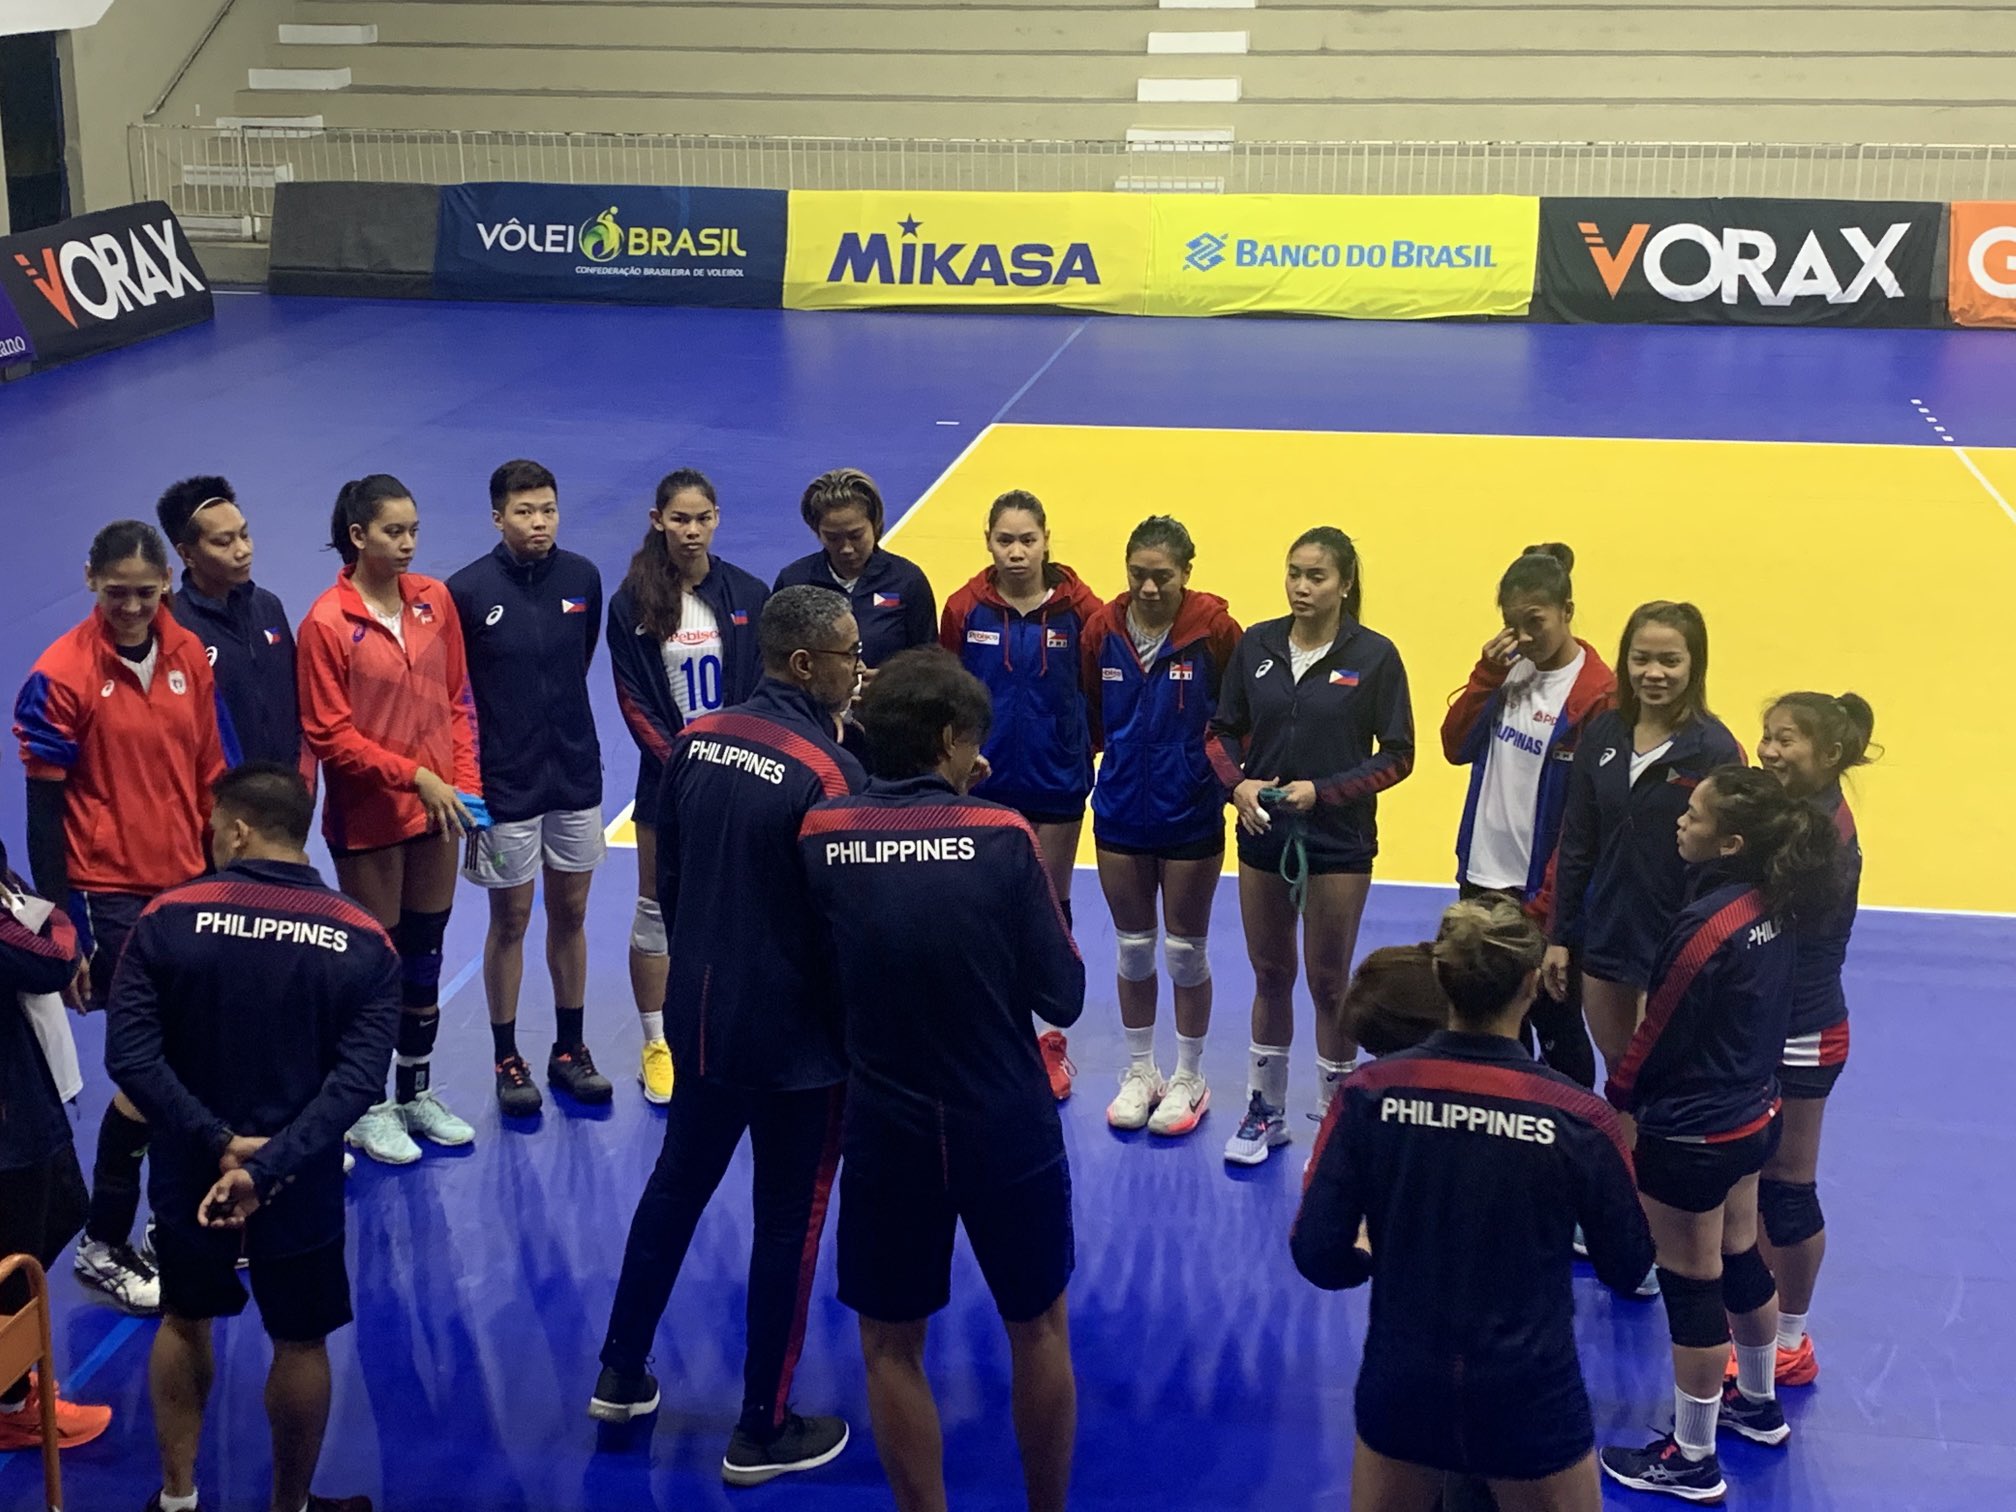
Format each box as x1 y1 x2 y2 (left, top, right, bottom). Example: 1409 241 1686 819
1258 787 1310 915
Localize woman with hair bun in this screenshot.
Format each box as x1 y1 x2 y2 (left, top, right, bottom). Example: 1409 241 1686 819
773 467 937 673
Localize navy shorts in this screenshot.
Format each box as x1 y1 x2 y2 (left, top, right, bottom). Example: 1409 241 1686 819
1014 805 1086 830
73 890 150 1012
1356 1355 1594 1481
155 1225 353 1344
1236 827 1371 879
1635 1120 1781 1214
838 1158 1074 1325
1094 832 1225 864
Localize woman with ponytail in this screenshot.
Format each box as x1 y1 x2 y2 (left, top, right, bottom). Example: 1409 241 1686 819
1208 527 1414 1167
1600 768 1842 1502
606 469 769 1104
298 475 481 1167
1442 543 1613 1088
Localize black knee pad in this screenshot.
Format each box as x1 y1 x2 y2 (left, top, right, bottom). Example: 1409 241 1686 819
1658 1268 1729 1349
395 1011 441 1060
393 908 451 1008
1720 1244 1777 1317
1759 1178 1823 1247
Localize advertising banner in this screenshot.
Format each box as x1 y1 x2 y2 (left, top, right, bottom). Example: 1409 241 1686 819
1537 198 1940 327
1145 194 1538 319
785 191 1151 313
0 201 212 367
434 183 787 306
1949 202 2016 329
0 285 33 368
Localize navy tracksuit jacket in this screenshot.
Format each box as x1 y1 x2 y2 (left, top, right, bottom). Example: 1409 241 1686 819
1293 1032 1653 1475
447 543 604 823
608 556 770 811
1548 709 1745 987
0 876 81 1173
656 678 865 1091
103 859 400 1257
772 547 938 670
168 577 300 770
799 774 1085 1186
1788 784 1860 1046
1607 876 1793 1143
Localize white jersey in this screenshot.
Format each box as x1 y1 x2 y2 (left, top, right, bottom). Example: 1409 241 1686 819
1465 650 1584 890
662 596 725 722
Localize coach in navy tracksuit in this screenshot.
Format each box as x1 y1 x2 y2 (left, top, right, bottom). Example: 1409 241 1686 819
800 646 1083 1512
772 468 937 670
157 476 300 769
591 585 864 1487
104 764 399 1512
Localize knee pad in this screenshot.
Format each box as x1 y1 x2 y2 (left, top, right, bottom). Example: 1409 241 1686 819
1759 1178 1823 1247
1114 929 1158 983
1164 934 1211 988
395 1011 440 1060
1720 1244 1777 1317
392 908 450 1007
1657 1268 1729 1349
630 897 666 957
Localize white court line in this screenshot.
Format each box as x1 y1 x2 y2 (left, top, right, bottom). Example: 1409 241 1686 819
986 419 2005 453
882 420 997 546
1953 446 2016 529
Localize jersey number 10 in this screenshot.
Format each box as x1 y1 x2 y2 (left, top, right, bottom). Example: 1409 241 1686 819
682 653 724 712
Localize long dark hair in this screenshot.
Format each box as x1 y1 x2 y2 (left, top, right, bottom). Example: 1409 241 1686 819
1699 765 1843 922
1289 526 1362 620
621 469 717 641
1615 599 1711 729
329 475 413 566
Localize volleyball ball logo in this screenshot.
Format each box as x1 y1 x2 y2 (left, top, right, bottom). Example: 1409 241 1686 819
580 208 623 264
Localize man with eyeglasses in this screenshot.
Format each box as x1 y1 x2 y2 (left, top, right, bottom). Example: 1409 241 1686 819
589 585 866 1488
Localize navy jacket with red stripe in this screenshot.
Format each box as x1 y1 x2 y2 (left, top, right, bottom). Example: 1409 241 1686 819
1606 876 1793 1141
656 678 865 1092
1292 1033 1652 1400
1788 784 1860 1040
799 774 1084 1186
0 872 81 1172
103 859 400 1257
772 547 938 670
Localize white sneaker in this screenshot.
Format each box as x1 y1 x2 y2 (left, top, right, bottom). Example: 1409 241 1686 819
347 1101 421 1165
402 1089 475 1147
1224 1091 1291 1166
1148 1069 1210 1137
73 1239 161 1314
1572 1224 1590 1259
1106 1064 1164 1130
343 1150 356 1176
1635 1265 1662 1299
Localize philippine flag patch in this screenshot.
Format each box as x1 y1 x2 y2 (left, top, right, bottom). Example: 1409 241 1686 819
873 592 903 609
263 627 284 645
1329 669 1360 687
413 601 436 625
730 610 750 626
560 597 587 615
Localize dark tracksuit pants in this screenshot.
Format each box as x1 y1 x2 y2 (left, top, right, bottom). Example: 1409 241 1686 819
601 1078 844 1437
1457 881 1596 1090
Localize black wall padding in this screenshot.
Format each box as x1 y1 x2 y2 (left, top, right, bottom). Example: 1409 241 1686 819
268 182 439 298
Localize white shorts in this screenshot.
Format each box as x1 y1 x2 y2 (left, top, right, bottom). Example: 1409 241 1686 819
462 807 607 890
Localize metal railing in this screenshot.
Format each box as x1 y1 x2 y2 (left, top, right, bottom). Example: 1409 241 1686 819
129 125 2016 241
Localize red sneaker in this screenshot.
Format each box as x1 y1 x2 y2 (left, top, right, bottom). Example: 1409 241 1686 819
1038 1030 1075 1101
0 1374 112 1450
1723 1336 1820 1388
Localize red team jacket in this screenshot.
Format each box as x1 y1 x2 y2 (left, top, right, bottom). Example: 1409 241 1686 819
296 568 482 853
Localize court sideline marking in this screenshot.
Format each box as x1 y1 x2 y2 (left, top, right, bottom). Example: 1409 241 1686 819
1909 397 2016 529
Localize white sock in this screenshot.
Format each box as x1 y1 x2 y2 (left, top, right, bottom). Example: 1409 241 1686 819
1175 1033 1205 1079
0 1398 24 1415
1672 1384 1720 1459
1248 1043 1290 1110
157 1491 199 1512
1123 1024 1157 1070
640 1011 665 1044
1314 1055 1356 1114
1735 1340 1777 1402
1776 1310 1809 1350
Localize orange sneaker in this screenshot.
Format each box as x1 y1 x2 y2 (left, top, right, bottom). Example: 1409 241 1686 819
1722 1336 1819 1389
1038 1030 1076 1101
0 1374 112 1450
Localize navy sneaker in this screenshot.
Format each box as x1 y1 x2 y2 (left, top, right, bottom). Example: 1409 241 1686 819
1600 1434 1728 1502
1718 1380 1790 1446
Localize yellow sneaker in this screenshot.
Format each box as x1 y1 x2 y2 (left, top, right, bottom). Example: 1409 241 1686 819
640 1039 674 1104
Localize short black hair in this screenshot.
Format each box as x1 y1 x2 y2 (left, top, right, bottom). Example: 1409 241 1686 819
155 476 236 547
489 459 557 510
212 762 314 846
758 584 852 674
859 648 992 780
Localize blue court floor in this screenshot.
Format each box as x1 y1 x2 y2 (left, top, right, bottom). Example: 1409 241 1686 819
1 295 2013 1511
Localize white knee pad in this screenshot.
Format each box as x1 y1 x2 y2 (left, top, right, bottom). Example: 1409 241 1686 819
630 897 667 957
1115 929 1159 983
1164 934 1211 988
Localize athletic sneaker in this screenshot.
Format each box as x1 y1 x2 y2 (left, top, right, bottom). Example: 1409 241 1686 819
549 1043 614 1104
1572 1224 1589 1258
1717 1381 1790 1446
73 1239 160 1314
495 1054 542 1117
722 1413 850 1486
402 1090 474 1147
0 1374 111 1450
587 1366 661 1423
1725 1336 1819 1388
640 1039 674 1105
1223 1090 1290 1166
1149 1069 1210 1137
1106 1064 1163 1130
343 1150 356 1176
1599 1435 1728 1502
346 1102 421 1166
139 1216 157 1265
1635 1266 1663 1299
1038 1031 1075 1100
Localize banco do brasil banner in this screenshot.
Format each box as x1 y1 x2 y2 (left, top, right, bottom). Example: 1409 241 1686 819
784 191 1152 313
0 284 33 368
1146 194 1537 319
1948 202 2016 329
0 200 211 368
435 183 787 306
1538 197 1940 327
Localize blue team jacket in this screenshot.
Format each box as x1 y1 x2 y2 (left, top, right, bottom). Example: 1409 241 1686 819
608 556 769 812
1548 709 1745 987
772 546 938 670
1607 877 1792 1141
1083 589 1242 851
938 563 1103 818
1788 784 1861 1041
168 577 299 770
448 543 604 824
656 678 865 1092
800 774 1084 1187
